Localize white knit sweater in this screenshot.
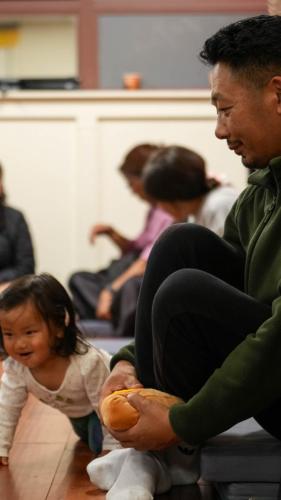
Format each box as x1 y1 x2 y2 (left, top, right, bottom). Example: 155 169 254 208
0 346 119 457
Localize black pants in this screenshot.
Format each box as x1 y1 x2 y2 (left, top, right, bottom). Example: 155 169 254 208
134 223 281 440
111 276 142 337
69 251 138 320
69 252 141 336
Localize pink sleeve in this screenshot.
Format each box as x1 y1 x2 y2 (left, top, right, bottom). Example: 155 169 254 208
132 207 174 261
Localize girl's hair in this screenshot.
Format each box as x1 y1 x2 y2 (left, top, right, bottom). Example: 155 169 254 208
119 143 159 177
143 145 220 201
0 273 88 359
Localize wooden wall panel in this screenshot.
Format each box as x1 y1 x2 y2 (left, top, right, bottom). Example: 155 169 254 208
0 0 268 88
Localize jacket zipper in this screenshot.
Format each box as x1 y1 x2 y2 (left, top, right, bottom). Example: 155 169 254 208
244 196 276 293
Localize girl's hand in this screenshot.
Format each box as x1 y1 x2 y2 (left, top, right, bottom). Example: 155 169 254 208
1 456 9 465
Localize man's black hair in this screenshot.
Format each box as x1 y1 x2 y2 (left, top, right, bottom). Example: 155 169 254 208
200 15 281 87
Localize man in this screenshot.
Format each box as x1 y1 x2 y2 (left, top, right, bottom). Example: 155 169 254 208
99 14 281 452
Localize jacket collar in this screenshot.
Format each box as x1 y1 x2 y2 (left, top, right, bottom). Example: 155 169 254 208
248 156 281 190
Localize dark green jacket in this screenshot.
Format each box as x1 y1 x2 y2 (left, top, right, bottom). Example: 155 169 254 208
111 157 281 445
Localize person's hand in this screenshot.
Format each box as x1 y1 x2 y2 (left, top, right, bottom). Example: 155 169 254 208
0 456 8 465
96 289 114 320
89 224 113 244
99 361 143 420
109 393 180 451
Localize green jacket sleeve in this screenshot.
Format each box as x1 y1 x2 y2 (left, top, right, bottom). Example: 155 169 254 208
110 342 135 371
169 295 281 446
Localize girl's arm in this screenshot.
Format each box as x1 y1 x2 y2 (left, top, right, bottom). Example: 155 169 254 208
0 359 28 464
81 349 121 450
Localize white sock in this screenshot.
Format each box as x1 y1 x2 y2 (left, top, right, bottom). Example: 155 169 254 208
87 448 129 490
161 444 200 486
106 449 171 500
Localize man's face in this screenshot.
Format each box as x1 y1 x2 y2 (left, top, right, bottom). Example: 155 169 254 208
210 63 281 169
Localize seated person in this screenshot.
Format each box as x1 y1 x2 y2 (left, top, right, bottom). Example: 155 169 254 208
142 145 239 236
0 163 35 292
88 14 281 498
69 144 173 336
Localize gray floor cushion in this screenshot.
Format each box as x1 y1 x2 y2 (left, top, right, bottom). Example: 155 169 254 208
87 335 133 355
215 481 279 500
200 418 281 483
78 320 133 354
78 319 114 337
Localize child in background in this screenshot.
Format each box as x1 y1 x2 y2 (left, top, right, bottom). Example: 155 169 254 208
0 273 118 465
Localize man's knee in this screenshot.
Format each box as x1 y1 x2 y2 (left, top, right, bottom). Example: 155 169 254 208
150 223 218 260
152 268 214 319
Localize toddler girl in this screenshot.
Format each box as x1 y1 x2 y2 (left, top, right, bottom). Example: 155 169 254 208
0 272 118 465
0 273 197 499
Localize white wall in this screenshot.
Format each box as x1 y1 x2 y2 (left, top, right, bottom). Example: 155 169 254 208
0 90 247 287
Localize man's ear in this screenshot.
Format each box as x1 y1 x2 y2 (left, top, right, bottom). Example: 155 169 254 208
270 76 281 112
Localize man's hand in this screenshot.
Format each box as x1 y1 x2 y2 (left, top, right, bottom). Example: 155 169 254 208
99 361 143 420
109 393 180 451
96 289 113 320
0 456 8 465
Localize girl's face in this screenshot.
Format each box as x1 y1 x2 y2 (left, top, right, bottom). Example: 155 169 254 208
0 300 61 370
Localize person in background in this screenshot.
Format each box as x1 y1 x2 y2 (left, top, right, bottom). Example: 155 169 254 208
0 164 35 292
68 144 173 337
142 145 238 236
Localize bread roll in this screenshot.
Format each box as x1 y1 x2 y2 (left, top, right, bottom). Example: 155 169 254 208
101 387 183 431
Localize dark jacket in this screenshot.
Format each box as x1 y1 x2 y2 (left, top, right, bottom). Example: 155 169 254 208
111 157 281 445
0 205 35 282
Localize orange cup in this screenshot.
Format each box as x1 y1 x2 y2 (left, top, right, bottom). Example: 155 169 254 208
123 72 142 90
